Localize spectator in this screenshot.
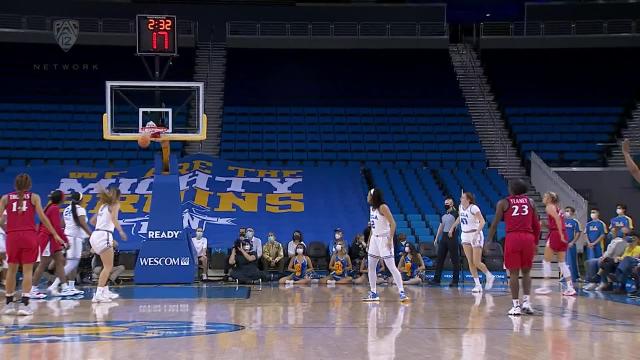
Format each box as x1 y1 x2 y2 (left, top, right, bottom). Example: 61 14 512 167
320 239 353 285
564 206 582 282
229 238 264 284
191 228 209 281
585 209 607 260
224 228 246 281
262 232 285 272
629 265 640 298
597 230 637 291
609 204 633 240
353 257 386 285
287 230 305 257
349 233 368 272
328 228 348 258
612 234 640 294
428 197 460 287
397 242 425 285
279 243 313 285
246 227 262 259
394 233 409 263
583 227 629 291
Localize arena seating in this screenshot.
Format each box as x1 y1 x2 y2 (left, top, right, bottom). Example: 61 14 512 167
482 48 640 166
222 49 486 166
221 106 485 164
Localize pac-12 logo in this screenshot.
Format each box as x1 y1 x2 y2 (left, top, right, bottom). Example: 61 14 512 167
53 19 79 52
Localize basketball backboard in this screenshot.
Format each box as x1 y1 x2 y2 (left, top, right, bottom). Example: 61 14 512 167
103 81 206 141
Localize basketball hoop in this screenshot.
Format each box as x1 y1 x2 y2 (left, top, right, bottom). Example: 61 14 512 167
140 125 169 139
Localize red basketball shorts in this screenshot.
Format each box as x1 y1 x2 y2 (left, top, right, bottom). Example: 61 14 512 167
6 230 39 264
504 232 536 270
548 231 568 252
38 232 66 256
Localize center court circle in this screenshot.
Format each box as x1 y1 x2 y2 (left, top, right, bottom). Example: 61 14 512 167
0 321 244 344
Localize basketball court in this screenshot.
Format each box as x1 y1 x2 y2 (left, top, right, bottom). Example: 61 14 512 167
1 283 639 359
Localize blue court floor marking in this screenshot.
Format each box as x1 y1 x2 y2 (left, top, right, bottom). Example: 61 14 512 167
0 320 244 344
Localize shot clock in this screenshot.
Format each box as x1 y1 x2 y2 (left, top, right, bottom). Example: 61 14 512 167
136 15 177 55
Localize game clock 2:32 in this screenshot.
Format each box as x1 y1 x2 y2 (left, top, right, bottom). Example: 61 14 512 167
136 15 177 56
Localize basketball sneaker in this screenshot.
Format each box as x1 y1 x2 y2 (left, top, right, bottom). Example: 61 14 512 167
104 289 119 300
92 291 112 303
583 283 598 291
562 287 577 296
471 285 483 293
2 303 16 316
507 305 522 316
362 291 380 302
535 286 552 295
485 274 496 290
16 303 33 316
399 291 409 302
26 289 47 299
521 302 535 315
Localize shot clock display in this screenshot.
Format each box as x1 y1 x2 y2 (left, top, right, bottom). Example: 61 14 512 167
137 15 177 55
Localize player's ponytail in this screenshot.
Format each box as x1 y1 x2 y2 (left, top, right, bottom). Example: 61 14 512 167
14 173 32 213
70 192 82 226
98 187 121 207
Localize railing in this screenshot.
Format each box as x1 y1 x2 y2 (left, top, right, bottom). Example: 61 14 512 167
0 14 196 35
227 21 448 38
531 152 589 224
481 19 638 37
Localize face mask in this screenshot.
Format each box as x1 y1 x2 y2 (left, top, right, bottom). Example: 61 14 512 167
246 231 254 239
445 204 451 210
590 213 598 220
404 247 410 253
268 235 275 242
243 245 251 251
196 231 203 239
564 211 572 217
334 233 341 240
617 209 624 215
296 248 304 255
336 244 342 251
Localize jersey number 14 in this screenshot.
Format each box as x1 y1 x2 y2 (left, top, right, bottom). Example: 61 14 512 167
11 201 28 213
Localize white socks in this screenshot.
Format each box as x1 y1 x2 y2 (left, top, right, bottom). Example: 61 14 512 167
367 257 379 294
473 277 481 286
512 299 520 307
523 295 530 304
69 280 76 290
558 262 574 288
542 261 552 279
382 257 405 294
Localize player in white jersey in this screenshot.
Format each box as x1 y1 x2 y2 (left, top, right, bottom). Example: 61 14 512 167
449 192 495 293
363 188 409 302
0 210 6 287
89 188 127 303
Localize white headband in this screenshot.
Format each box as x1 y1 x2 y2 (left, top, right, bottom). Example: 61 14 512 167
369 189 375 196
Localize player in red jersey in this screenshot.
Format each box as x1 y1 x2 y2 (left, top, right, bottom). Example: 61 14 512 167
0 173 63 316
488 179 541 316
535 192 576 297
31 190 82 298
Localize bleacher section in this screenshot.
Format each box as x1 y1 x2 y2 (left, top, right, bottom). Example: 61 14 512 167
0 43 195 169
223 49 486 166
369 166 508 244
221 106 485 165
482 48 640 166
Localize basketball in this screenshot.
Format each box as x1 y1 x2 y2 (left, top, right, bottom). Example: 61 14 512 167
137 133 151 149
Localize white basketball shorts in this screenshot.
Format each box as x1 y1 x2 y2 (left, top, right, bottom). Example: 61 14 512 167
368 234 394 259
90 230 113 255
461 231 484 248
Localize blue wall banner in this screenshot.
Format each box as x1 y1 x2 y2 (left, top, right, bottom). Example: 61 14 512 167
0 154 369 253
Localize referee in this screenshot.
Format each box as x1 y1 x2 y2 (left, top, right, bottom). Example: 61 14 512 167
428 197 460 287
